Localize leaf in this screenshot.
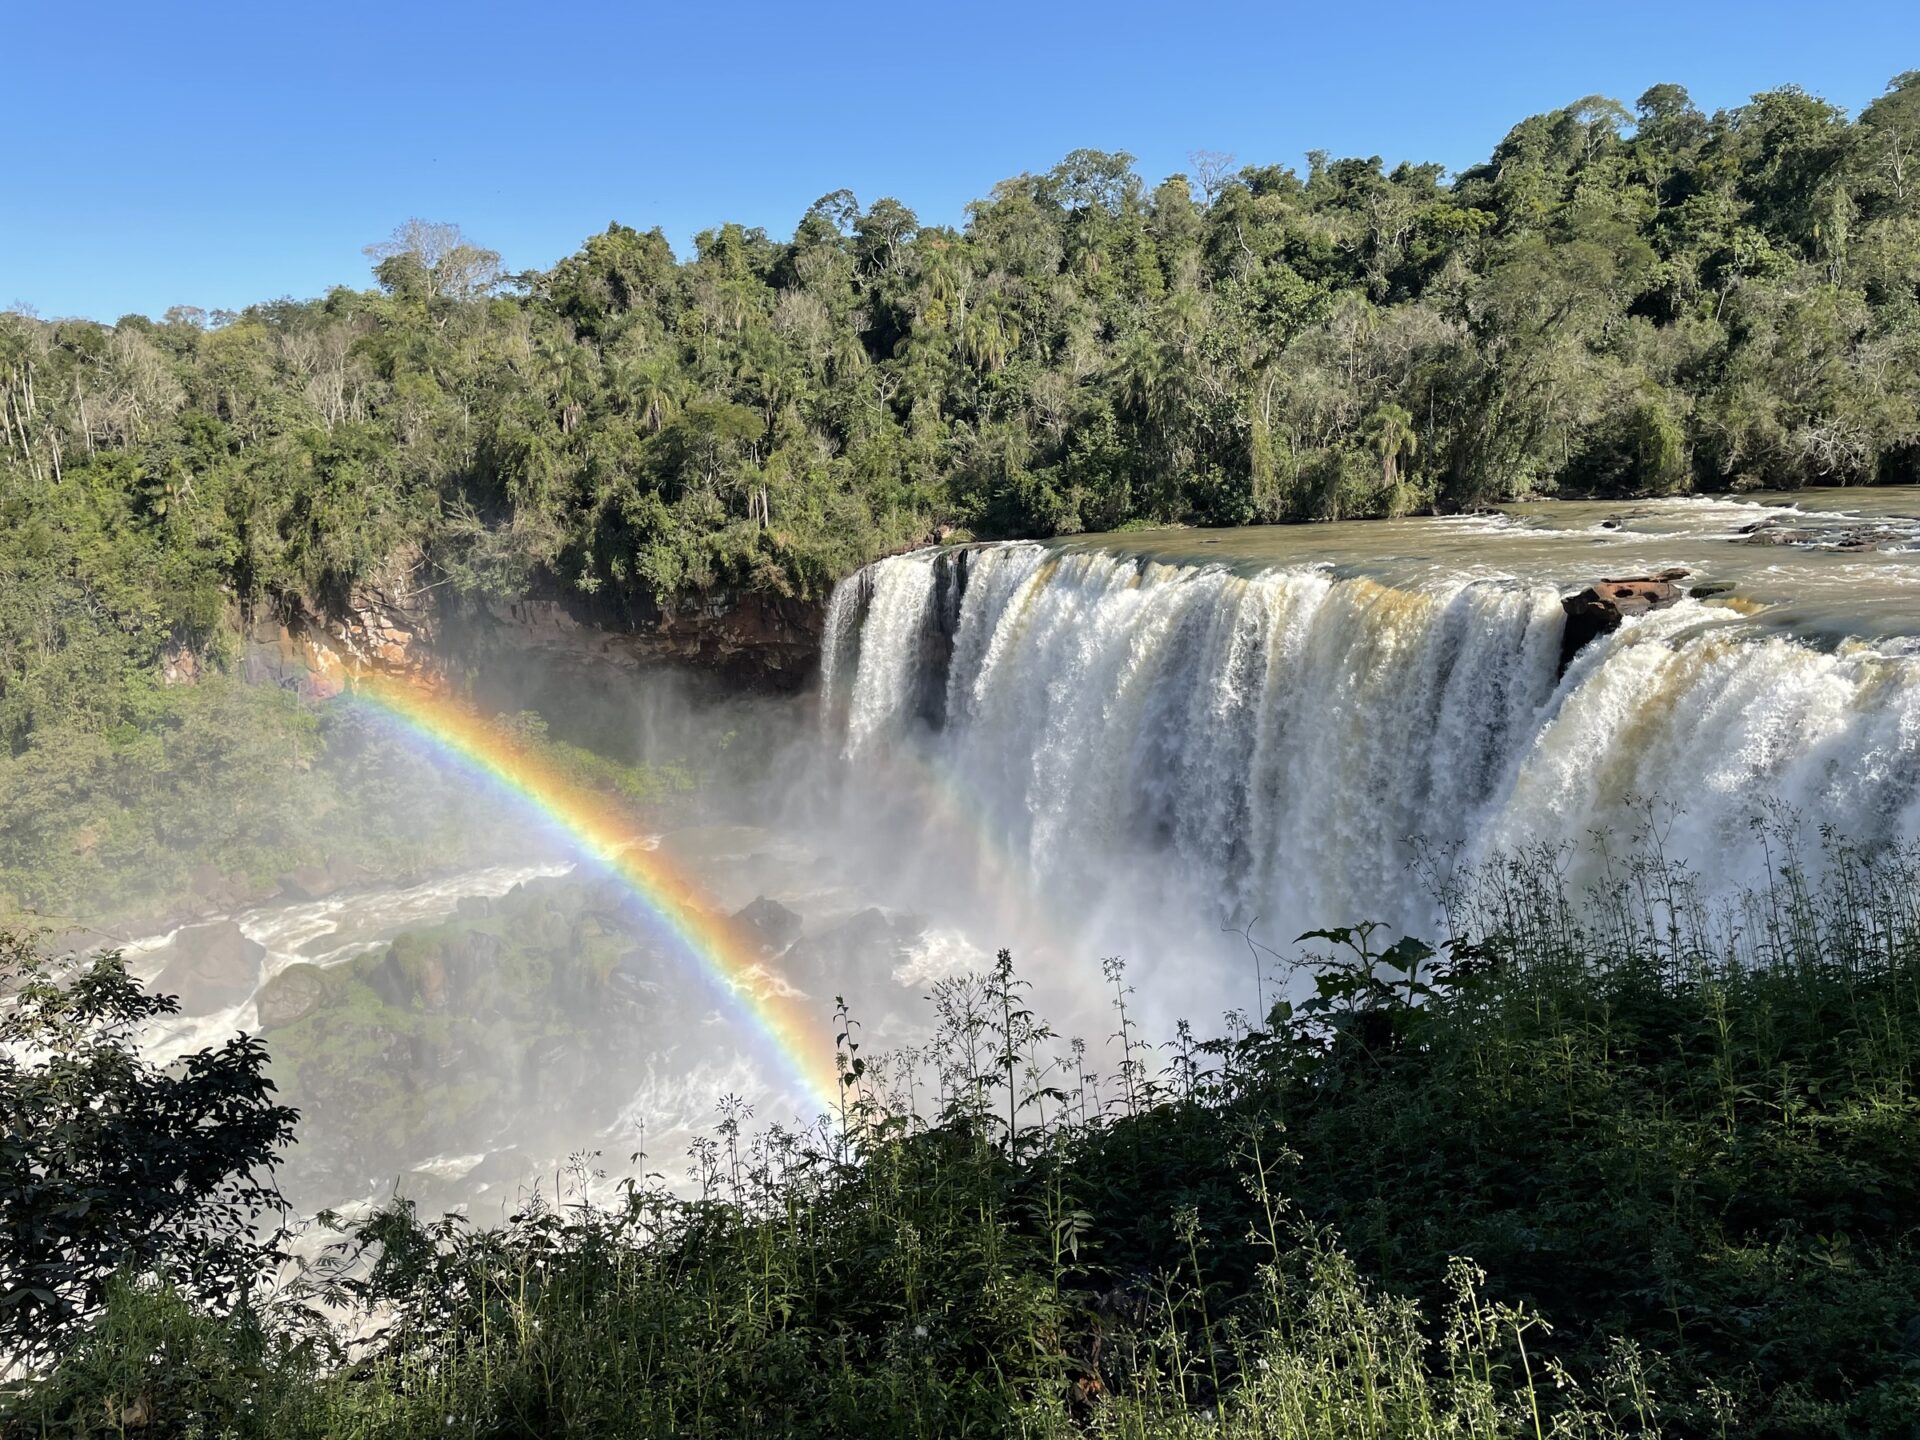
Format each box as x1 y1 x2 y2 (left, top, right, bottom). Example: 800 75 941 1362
1379 937 1436 974
1297 927 1355 946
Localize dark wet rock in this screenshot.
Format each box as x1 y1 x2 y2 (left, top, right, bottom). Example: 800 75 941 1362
455 895 492 921
601 935 713 1020
369 935 450 1011
1559 569 1690 672
520 1034 591 1109
1738 521 1814 546
257 541 829 696
733 895 803 954
519 873 581 909
570 878 616 914
1734 517 1916 552
189 863 265 914
151 920 265 1014
1688 581 1736 600
446 929 504 970
449 589 826 694
607 949 667 1007
256 963 330 1030
780 907 923 992
365 956 410 1009
1834 529 1910 551
441 931 504 1008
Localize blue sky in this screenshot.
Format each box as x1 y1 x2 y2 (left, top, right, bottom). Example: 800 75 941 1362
8 0 1917 321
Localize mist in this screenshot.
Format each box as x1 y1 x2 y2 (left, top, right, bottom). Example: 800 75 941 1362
73 501 1920 1223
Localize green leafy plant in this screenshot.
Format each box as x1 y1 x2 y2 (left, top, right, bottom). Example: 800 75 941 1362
0 930 297 1369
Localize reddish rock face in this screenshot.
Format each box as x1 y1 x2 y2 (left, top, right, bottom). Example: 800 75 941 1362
243 568 828 697
1559 569 1691 672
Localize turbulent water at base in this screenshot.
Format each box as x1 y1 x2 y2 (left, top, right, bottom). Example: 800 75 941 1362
821 494 1920 946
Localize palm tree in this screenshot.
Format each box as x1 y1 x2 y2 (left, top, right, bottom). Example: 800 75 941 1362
1363 402 1417 493
961 297 1019 374
608 350 682 434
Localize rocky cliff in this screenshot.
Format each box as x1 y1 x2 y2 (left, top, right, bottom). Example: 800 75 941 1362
241 549 828 698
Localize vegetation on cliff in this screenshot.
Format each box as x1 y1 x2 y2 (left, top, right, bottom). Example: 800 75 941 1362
0 684 694 927
6 830 1919 1437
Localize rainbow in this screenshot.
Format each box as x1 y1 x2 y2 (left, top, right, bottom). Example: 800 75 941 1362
864 737 1073 962
345 675 843 1113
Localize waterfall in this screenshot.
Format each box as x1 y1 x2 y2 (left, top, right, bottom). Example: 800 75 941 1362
820 543 1920 942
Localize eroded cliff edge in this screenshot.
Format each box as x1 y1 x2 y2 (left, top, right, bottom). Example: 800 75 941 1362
242 551 828 697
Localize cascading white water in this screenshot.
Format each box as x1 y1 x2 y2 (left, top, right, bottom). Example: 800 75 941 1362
841 556 939 752
822 542 1920 945
816 567 866 735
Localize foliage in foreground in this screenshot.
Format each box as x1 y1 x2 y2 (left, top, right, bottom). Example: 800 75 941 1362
6 830 1920 1437
0 935 295 1368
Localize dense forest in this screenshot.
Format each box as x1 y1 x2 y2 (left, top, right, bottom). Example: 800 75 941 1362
5 74 1920 920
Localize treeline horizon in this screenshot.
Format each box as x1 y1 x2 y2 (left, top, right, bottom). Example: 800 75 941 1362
3 72 1920 775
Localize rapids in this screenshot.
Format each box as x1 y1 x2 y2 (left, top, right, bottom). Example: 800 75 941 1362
120 862 574 1068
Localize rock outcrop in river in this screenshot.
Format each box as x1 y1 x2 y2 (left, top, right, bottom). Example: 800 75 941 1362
1557 569 1689 670
151 921 265 1013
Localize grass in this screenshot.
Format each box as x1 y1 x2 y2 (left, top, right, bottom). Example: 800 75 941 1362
8 813 1920 1438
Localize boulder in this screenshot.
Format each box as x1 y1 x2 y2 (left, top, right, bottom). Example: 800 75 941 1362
278 857 374 903
256 963 330 1030
1738 519 1912 552
780 907 923 992
369 935 450 1011
277 864 341 903
188 864 262 913
1559 569 1690 672
733 895 803 954
151 920 265 1014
